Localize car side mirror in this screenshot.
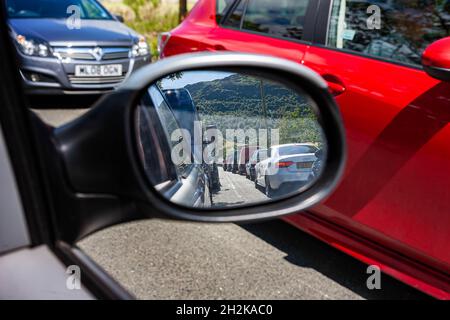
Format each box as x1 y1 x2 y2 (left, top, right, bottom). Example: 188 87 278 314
115 15 125 23
422 37 450 82
52 53 346 242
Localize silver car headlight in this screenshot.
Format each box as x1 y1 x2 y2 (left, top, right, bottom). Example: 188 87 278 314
15 35 52 58
130 36 150 57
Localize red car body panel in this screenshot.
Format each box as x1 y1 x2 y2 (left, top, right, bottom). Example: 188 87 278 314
302 46 450 266
162 0 450 299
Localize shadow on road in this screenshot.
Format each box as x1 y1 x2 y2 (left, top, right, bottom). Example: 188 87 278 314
25 94 101 109
239 220 431 300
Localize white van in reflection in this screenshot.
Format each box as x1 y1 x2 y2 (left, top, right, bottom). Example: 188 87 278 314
255 143 318 197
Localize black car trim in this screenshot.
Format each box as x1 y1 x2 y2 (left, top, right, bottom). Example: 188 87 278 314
302 0 321 43
217 25 313 47
0 4 53 246
423 65 450 82
219 0 243 25
239 0 249 30
313 0 332 45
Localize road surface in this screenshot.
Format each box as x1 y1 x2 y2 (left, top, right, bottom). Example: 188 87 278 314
212 167 268 207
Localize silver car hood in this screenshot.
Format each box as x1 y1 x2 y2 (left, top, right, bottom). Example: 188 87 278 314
9 18 138 47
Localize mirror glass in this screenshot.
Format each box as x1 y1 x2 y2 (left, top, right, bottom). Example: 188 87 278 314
135 70 327 209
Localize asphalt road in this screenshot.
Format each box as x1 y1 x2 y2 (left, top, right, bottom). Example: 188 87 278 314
212 167 268 207
35 108 430 300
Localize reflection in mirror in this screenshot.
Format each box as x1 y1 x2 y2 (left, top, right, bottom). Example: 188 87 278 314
136 70 327 209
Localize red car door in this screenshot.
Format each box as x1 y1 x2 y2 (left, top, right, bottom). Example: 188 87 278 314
207 0 318 64
295 0 450 273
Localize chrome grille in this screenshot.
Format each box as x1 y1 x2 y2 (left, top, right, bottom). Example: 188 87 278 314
68 75 126 85
53 47 130 61
103 50 130 60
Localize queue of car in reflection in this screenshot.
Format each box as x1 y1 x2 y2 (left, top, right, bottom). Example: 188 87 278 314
156 71 325 208
220 143 322 199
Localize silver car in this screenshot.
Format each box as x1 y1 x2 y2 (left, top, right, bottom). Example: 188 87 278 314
255 143 318 197
7 0 151 95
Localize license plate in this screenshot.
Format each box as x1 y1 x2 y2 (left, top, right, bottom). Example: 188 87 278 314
75 64 122 77
297 161 314 169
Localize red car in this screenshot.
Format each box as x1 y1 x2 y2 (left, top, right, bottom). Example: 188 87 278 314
160 0 450 299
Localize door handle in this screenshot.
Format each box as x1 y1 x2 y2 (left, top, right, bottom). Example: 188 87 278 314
214 44 226 51
206 44 226 52
321 74 346 96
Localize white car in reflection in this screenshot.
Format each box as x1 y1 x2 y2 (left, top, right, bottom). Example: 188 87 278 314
255 143 319 197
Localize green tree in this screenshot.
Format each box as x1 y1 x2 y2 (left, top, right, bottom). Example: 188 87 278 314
179 0 187 22
278 107 322 145
124 0 160 20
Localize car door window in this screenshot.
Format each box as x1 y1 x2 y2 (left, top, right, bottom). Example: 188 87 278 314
261 150 267 160
278 145 317 156
6 0 112 20
327 0 450 66
258 150 268 161
216 0 314 65
217 0 238 23
222 0 247 28
137 97 175 186
80 0 111 19
148 86 193 178
241 0 311 41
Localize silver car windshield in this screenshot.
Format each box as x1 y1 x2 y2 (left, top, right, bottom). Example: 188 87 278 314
257 150 268 160
278 145 317 156
6 0 112 20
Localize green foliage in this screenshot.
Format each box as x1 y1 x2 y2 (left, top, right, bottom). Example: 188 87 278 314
123 0 146 18
126 4 178 59
103 0 178 59
278 108 322 145
157 72 184 87
182 74 323 147
124 0 160 19
126 12 178 35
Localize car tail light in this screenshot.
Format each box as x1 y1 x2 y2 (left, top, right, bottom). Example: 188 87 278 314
157 32 171 58
297 161 314 169
275 161 294 168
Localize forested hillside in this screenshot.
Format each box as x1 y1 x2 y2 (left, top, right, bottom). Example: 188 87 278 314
185 73 323 146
